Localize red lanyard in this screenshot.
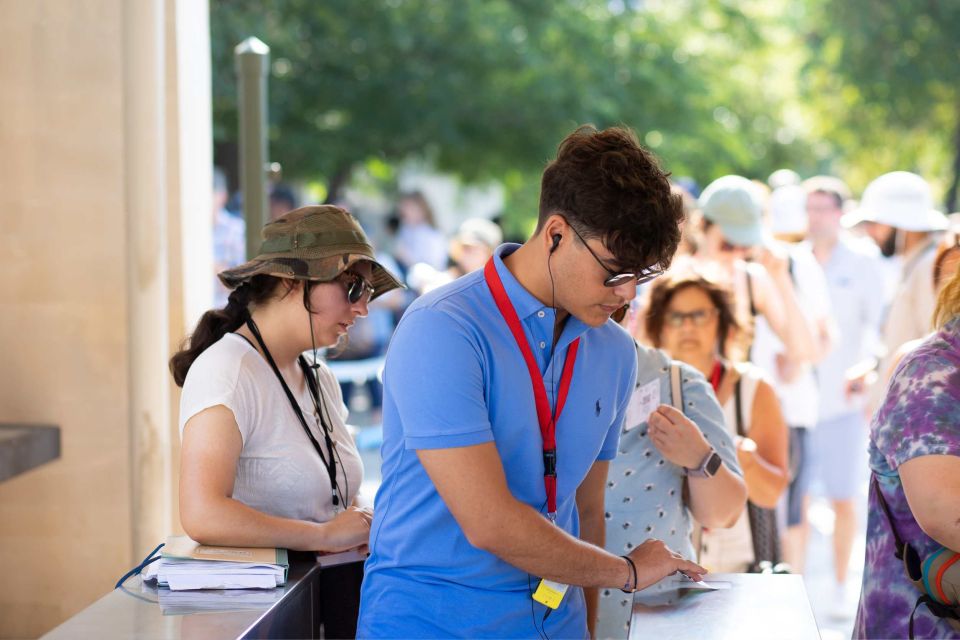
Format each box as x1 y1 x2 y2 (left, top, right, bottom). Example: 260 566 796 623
709 360 724 393
484 259 580 518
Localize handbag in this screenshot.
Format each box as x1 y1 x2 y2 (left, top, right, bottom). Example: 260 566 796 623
733 377 784 573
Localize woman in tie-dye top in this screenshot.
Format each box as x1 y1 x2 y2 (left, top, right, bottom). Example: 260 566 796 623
855 265 960 639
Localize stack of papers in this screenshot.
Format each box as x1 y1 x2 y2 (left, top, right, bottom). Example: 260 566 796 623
143 536 289 591
154 586 285 615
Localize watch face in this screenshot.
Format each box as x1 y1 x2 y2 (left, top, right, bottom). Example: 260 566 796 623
705 452 723 476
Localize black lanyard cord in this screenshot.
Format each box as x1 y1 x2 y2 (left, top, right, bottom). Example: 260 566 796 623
300 352 351 509
242 319 343 509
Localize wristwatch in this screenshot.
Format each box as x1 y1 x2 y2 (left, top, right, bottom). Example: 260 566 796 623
685 448 723 478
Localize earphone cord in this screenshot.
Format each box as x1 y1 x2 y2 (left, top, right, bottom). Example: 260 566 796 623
528 496 550 640
304 283 322 371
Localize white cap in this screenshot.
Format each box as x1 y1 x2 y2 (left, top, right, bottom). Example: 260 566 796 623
769 184 808 235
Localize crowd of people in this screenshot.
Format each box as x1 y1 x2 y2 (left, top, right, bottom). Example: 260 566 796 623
189 125 960 639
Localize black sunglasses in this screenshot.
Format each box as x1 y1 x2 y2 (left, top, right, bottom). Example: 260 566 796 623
567 225 663 287
340 271 375 304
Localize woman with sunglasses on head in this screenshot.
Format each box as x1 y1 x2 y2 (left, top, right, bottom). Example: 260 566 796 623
645 268 789 574
854 260 960 640
170 205 403 639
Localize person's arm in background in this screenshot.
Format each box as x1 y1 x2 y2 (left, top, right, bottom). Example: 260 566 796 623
180 406 372 551
738 379 790 508
900 455 960 550
888 340 960 551
577 461 610 639
648 404 746 527
754 248 818 364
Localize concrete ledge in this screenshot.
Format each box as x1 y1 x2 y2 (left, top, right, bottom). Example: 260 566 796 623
0 424 61 483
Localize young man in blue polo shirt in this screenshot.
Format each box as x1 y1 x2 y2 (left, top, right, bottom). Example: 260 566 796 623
358 126 703 638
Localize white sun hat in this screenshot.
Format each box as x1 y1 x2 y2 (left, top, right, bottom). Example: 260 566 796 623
842 171 949 232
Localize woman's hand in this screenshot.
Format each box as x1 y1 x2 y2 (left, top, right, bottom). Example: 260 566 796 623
316 506 373 553
648 404 712 470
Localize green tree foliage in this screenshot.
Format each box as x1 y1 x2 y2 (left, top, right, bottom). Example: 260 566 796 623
211 0 817 224
802 0 960 206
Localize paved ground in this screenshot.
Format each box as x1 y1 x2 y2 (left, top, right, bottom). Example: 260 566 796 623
803 486 870 640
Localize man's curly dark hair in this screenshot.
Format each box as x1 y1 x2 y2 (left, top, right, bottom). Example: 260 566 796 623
537 125 684 273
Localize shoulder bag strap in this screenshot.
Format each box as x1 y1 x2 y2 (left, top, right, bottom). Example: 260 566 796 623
672 362 704 560
670 363 683 410
734 376 746 437
872 473 907 559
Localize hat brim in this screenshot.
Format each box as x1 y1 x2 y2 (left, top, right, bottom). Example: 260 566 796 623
841 207 949 232
219 253 404 301
717 222 764 248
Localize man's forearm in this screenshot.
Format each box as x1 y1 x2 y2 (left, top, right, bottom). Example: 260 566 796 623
476 498 629 589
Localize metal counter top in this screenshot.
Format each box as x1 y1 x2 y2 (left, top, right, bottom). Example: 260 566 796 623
42 552 324 640
629 573 820 640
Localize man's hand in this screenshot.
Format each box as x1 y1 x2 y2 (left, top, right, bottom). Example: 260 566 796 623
628 539 706 591
648 404 711 469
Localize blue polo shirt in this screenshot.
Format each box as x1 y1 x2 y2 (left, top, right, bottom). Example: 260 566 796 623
357 244 637 639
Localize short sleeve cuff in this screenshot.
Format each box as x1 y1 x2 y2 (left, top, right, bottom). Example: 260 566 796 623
596 445 619 461
404 428 494 451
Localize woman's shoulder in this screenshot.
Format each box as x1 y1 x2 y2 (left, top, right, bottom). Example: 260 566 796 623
633 341 671 371
183 334 260 390
731 361 768 385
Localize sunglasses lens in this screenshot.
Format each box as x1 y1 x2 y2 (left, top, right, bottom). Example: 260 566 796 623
347 280 362 304
344 274 373 304
604 273 636 287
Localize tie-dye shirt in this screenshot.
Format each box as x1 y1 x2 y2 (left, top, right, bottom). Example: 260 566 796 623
854 316 960 639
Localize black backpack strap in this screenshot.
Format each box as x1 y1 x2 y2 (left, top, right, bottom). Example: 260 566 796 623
745 270 758 318
872 473 908 560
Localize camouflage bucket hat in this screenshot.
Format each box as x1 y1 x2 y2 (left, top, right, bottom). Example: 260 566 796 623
219 205 404 300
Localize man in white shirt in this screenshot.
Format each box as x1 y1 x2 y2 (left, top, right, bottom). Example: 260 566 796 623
806 176 885 611
841 171 949 410
752 183 835 574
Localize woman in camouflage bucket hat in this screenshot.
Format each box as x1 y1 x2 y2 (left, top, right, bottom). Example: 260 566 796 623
169 205 403 638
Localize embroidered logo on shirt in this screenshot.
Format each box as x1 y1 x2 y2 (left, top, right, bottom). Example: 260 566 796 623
595 398 601 417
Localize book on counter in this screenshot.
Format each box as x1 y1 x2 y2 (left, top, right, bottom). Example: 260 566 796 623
315 547 369 568
142 536 289 591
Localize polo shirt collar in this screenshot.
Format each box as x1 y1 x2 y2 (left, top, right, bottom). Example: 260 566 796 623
491 244 592 348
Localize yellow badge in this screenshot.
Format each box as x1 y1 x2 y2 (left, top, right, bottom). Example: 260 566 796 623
532 578 568 609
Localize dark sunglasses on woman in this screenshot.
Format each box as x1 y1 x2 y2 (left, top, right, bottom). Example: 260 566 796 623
340 271 375 304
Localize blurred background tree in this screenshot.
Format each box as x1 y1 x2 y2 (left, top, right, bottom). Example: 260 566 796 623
801 0 960 208
211 0 958 230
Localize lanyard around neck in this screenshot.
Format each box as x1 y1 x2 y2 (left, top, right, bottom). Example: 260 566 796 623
709 361 724 393
243 319 342 509
484 258 580 518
